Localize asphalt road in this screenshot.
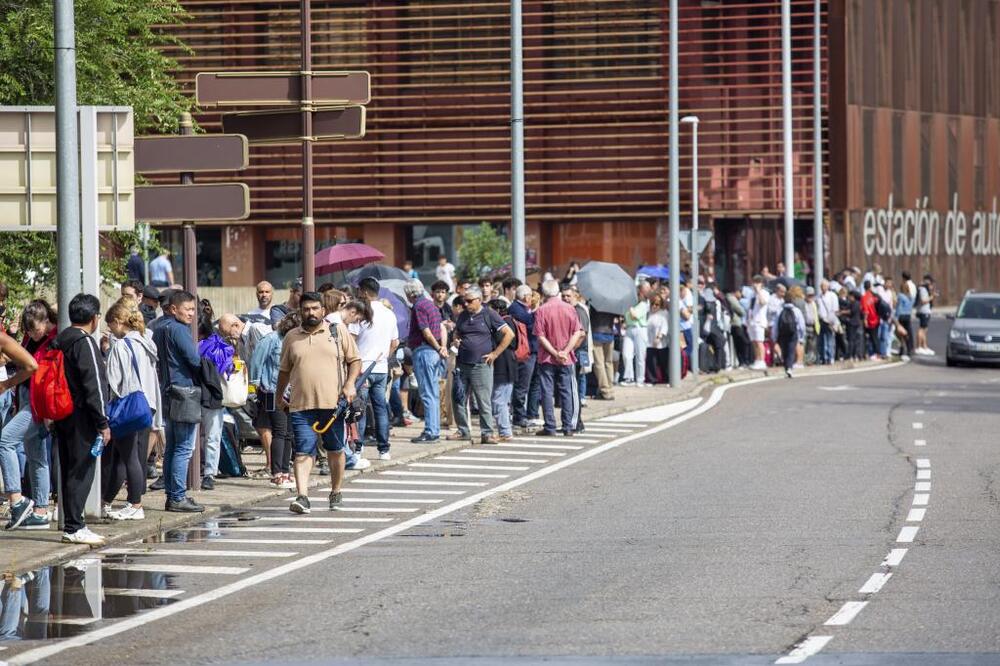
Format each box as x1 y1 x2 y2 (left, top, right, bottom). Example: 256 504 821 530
4 319 999 666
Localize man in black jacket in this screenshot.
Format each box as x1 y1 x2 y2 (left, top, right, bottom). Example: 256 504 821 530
53 293 111 545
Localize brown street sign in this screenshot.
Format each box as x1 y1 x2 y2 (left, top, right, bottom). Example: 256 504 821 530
135 134 248 173
135 183 250 222
196 71 371 107
222 106 366 143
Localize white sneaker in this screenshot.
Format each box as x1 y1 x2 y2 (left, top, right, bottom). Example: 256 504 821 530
279 475 296 490
101 503 112 519
379 452 392 461
793 363 804 369
751 361 767 370
925 348 936 356
110 504 145 521
62 527 107 546
349 457 372 470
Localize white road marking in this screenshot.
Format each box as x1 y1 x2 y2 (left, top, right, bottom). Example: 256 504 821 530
906 508 927 522
912 494 929 506
102 564 249 575
597 397 702 422
343 488 466 495
881 549 908 567
897 526 920 542
775 635 834 664
44 617 100 626
459 448 564 457
409 462 529 471
817 385 853 391
351 479 487 487
591 419 648 427
915 409 925 415
203 539 332 545
824 601 868 626
102 588 185 599
438 455 548 464
859 572 893 594
341 498 443 504
914 439 926 447
256 515 391 522
912 422 923 429
7 361 906 666
382 470 509 479
914 482 931 491
214 526 364 533
513 437 602 444
332 507 420 513
917 469 931 480
497 443 582 451
916 458 930 468
102 548 297 558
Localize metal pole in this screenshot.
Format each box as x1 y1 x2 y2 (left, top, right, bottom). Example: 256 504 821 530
813 0 824 287
55 0 80 330
510 0 526 282
301 0 316 292
141 223 150 285
179 112 201 491
683 117 700 376
781 0 795 278
668 0 681 387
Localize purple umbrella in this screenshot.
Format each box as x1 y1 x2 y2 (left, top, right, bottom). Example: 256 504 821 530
315 243 384 276
378 286 411 340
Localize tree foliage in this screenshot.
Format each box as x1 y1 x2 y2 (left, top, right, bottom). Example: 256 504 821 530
457 223 513 280
0 0 189 303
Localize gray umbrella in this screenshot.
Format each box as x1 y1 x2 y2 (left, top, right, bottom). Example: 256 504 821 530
378 278 410 304
576 261 638 315
348 264 410 283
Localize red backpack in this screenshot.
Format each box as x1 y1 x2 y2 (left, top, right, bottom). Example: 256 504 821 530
29 331 74 422
507 316 531 362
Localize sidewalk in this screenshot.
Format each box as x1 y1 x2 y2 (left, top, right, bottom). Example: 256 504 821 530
0 358 887 576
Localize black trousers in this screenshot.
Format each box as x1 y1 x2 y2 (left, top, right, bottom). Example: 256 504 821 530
268 408 291 475
898 315 914 356
102 429 146 505
779 338 797 372
731 325 752 367
55 422 98 534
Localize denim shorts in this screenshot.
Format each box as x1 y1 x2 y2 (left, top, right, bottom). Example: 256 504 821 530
289 409 347 456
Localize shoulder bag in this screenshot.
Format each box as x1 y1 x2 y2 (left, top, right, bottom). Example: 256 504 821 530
164 327 203 424
108 338 154 438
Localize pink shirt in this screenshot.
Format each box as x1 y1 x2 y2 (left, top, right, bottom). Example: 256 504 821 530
533 298 582 366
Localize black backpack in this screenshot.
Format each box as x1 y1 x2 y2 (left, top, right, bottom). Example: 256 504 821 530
875 295 892 322
777 307 798 341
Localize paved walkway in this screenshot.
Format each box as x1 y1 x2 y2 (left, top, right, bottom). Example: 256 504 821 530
0 359 883 576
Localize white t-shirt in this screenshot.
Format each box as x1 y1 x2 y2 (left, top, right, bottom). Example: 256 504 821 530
435 262 456 291
750 289 770 329
348 301 397 374
647 310 669 350
248 306 272 320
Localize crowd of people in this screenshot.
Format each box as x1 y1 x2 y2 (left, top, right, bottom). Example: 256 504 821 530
0 255 935 544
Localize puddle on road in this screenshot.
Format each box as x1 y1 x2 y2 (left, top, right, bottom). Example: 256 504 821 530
0 560 179 643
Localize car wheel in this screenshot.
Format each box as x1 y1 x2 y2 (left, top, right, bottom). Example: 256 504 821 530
946 355 958 367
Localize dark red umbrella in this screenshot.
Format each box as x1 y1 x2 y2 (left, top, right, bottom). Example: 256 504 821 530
314 243 384 276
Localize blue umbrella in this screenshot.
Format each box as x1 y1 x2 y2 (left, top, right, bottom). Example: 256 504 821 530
637 264 671 280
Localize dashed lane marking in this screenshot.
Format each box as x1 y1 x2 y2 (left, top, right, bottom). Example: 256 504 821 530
381 471 509 479
912 494 929 506
912 422 924 429
351 479 487 487
915 481 931 492
458 448 564 457
342 488 466 495
914 439 926 447
917 469 931 480
775 635 834 664
881 549 908 567
858 572 893 595
916 458 930 468
102 548 298 558
496 443 582 451
897 526 920 543
906 508 927 522
437 455 549 464
824 601 868 626
102 564 249 575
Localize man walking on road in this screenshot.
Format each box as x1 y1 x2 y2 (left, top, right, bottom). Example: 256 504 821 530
772 291 805 378
53 294 111 544
277 292 361 514
534 279 583 436
406 281 448 443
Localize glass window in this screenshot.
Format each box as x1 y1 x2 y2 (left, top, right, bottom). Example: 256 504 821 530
263 226 362 288
154 227 222 287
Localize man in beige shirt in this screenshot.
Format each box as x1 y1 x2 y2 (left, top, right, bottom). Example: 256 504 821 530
276 292 361 514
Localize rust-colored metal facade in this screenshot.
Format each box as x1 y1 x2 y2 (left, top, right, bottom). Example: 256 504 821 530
157 0 828 285
832 0 1000 303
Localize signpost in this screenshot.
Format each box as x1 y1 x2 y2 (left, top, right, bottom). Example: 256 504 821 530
135 134 248 172
135 183 250 221
222 106 365 143
195 71 370 107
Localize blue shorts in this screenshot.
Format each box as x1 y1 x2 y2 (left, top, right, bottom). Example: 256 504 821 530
289 409 348 456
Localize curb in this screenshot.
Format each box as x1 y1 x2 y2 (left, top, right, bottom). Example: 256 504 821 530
3 358 894 576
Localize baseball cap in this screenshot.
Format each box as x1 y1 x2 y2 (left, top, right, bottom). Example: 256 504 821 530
805 286 816 296
142 285 160 300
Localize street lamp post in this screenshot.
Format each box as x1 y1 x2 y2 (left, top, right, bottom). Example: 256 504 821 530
668 0 681 388
682 115 700 376
813 0 824 287
54 0 81 330
781 0 795 278
511 0 526 282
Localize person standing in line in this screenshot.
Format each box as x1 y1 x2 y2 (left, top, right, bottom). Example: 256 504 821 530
152 290 205 513
449 286 513 444
102 298 163 521
250 312 299 489
508 284 539 428
915 274 935 356
405 281 448 443
895 275 915 360
148 249 174 288
817 280 839 365
748 275 771 369
346 278 398 461
860 281 880 359
588 304 616 400
621 282 650 386
249 281 274 321
725 289 750 367
0 326 40 530
562 286 591 431
403 260 419 280
645 294 670 382
772 291 805 378
276 292 361 514
126 246 146 285
435 255 457 292
52 294 111 544
486 299 518 441
196 316 230 491
533 280 584 437
803 287 820 365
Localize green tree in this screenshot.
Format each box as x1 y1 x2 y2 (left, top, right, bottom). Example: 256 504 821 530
0 0 189 302
457 223 513 280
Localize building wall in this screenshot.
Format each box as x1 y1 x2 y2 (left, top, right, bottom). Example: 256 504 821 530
835 0 1000 302
155 0 827 285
